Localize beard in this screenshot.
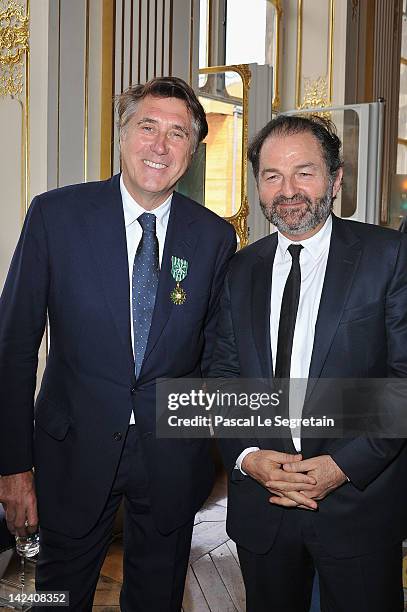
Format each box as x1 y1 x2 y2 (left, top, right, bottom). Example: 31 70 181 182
260 179 334 235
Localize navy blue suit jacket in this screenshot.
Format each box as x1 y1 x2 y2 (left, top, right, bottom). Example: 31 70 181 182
210 215 407 557
0 174 236 537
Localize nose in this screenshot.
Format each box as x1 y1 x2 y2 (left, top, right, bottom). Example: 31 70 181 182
151 132 168 155
280 176 297 198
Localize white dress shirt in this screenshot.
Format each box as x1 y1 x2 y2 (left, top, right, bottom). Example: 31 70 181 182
120 175 172 423
237 215 332 470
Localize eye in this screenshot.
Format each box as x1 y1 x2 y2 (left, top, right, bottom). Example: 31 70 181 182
169 130 187 141
265 174 279 182
298 172 312 177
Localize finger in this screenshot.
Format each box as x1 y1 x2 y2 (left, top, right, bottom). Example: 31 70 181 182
266 472 316 486
266 481 317 492
26 499 38 534
267 451 302 464
297 504 317 511
269 495 299 507
14 507 29 537
280 490 318 510
5 507 17 535
282 459 315 473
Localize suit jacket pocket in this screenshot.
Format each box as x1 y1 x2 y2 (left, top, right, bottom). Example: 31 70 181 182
340 300 382 324
34 398 71 441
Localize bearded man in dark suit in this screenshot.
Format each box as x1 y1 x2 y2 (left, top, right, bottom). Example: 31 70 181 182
210 114 407 612
0 76 236 611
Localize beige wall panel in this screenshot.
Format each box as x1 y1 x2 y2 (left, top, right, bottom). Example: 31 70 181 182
299 0 331 106
122 0 132 89
87 0 103 181
130 0 141 84
332 0 347 106
162 0 172 75
46 0 60 190
0 100 22 292
58 0 86 186
155 0 164 76
29 0 49 200
138 0 149 83
280 0 299 110
171 0 192 83
148 0 157 78
115 0 124 94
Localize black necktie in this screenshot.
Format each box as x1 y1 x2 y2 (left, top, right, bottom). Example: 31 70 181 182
275 244 303 380
132 213 159 378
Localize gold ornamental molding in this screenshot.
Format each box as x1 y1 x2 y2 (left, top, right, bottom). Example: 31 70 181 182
298 76 328 109
199 64 251 248
295 0 334 110
0 0 29 98
270 0 282 111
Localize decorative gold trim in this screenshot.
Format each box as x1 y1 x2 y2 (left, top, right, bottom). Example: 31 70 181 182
199 64 251 247
84 0 90 182
398 138 407 146
270 0 282 111
401 57 407 66
295 0 335 109
298 76 329 110
0 0 29 98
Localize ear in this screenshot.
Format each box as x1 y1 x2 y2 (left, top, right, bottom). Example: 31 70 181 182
332 167 343 198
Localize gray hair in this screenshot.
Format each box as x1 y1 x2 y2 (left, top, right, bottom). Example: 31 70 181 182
116 76 208 151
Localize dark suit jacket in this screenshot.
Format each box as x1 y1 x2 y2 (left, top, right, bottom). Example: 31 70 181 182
0 174 236 537
210 215 407 558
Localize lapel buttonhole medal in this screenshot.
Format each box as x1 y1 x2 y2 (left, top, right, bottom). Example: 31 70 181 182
170 256 188 305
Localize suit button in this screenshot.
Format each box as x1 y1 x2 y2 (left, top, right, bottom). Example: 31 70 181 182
130 387 137 395
113 432 122 441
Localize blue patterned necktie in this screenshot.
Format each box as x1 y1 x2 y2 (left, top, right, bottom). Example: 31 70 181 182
132 212 159 377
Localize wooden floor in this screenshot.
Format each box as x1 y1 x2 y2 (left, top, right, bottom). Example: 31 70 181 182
93 473 245 611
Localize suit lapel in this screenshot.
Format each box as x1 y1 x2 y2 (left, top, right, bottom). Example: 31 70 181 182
83 175 134 375
307 216 362 397
140 192 199 369
251 235 277 379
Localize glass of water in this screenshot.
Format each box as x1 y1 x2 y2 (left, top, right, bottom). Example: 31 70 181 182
15 527 40 590
15 530 40 558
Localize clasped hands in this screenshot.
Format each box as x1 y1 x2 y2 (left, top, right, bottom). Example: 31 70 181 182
241 450 347 510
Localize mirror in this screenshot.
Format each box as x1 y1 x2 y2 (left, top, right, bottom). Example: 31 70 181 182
178 66 250 247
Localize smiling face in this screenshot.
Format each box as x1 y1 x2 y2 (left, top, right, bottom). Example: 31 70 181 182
257 131 343 240
120 95 194 210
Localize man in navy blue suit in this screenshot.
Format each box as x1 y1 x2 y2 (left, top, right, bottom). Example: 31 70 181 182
210 115 407 611
0 76 236 611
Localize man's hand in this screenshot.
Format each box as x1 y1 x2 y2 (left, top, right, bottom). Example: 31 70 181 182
281 455 347 501
0 471 38 536
242 450 318 510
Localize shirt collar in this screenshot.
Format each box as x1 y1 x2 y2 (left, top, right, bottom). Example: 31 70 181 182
277 214 332 261
120 174 173 229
